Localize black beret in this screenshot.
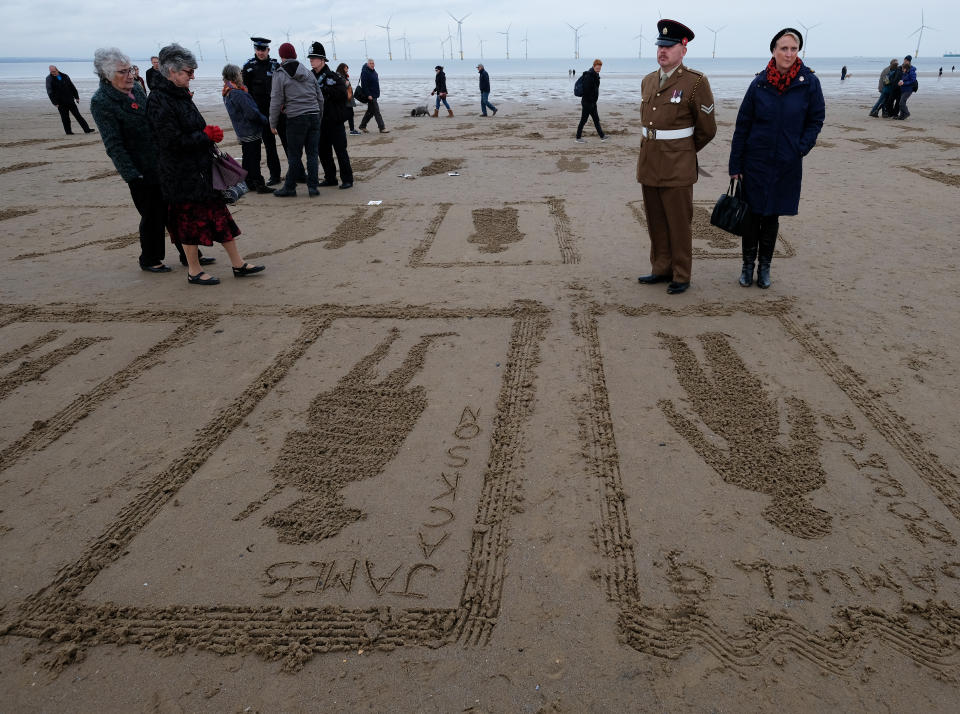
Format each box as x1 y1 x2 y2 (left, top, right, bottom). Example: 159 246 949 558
770 28 803 52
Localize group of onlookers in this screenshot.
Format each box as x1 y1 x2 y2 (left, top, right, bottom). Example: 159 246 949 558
869 55 917 120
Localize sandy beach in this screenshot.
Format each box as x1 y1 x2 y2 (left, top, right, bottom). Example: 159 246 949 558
1 81 959 711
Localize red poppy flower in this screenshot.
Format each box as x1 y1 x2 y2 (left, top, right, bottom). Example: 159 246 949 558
131 102 139 109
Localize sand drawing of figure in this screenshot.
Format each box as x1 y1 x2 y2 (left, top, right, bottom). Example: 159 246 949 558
656 332 831 539
467 207 525 254
237 328 456 544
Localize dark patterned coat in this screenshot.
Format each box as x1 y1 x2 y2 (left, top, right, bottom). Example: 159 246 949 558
90 80 159 184
146 74 217 203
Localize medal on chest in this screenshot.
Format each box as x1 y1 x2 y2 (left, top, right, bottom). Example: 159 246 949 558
671 89 683 104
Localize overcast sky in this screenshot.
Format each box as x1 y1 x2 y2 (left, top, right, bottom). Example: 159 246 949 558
7 0 959 61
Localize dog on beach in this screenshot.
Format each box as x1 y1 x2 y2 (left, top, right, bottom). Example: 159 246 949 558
411 105 429 117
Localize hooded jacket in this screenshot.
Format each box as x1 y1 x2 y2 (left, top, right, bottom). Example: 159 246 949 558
359 63 380 99
90 79 159 184
728 62 825 216
433 69 448 95
269 59 323 129
579 68 600 104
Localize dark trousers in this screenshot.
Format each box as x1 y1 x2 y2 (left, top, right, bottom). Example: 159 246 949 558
641 184 694 283
897 88 914 118
261 120 282 181
359 98 385 130
57 101 91 134
319 123 353 184
577 102 604 139
240 139 265 188
886 89 901 117
345 107 355 131
282 113 320 191
870 91 890 115
128 180 168 266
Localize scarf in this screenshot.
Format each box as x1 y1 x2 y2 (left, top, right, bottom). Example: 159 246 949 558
765 57 803 93
221 80 248 97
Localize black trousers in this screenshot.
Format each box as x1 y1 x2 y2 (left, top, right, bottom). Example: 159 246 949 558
345 106 355 131
319 122 353 183
240 139 265 188
359 98 385 130
128 180 168 266
57 101 91 134
577 102 604 139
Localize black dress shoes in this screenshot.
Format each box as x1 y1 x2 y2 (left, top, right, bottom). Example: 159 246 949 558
637 274 671 284
140 264 172 273
318 179 339 187
666 282 690 294
339 182 353 189
266 176 281 186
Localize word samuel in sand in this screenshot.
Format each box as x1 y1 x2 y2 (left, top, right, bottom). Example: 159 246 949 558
657 332 831 540
236 328 456 544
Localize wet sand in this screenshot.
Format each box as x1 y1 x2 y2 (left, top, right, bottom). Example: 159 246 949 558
1 88 960 711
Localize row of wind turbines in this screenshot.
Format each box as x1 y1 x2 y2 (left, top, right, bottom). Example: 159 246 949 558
186 10 940 64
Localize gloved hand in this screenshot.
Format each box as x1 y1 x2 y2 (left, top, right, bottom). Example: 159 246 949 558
203 125 224 143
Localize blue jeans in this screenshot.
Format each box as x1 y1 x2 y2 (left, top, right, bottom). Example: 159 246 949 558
870 91 890 115
281 112 320 190
480 92 497 115
435 95 451 111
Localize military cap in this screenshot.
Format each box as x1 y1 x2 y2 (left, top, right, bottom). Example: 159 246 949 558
250 37 271 48
307 41 327 59
655 19 694 47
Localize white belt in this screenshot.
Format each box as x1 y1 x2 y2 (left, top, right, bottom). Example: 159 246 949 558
642 126 694 140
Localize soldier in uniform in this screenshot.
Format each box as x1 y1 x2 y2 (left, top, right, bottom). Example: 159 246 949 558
242 37 283 185
307 42 354 189
636 19 717 294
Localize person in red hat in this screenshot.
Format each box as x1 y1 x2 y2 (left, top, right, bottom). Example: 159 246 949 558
635 19 717 295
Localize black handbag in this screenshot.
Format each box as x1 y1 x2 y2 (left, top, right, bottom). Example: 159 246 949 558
710 177 751 236
354 84 369 104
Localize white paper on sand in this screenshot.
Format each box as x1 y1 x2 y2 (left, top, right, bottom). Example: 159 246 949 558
447 172 460 176
367 200 383 205
397 173 415 179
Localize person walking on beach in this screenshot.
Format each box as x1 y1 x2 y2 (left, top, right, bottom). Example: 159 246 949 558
895 55 917 120
46 66 94 135
358 59 388 133
337 63 361 135
477 63 498 116
870 59 899 117
575 59 606 142
432 65 453 117
221 64 273 194
269 43 323 197
841 65 847 81
145 56 160 90
308 42 353 189
243 37 284 186
147 43 263 285
728 28 824 289
635 20 716 295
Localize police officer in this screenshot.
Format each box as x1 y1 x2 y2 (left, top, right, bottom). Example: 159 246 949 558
636 19 717 294
307 42 353 189
242 37 283 185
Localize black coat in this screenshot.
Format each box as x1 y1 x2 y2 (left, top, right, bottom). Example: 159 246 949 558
46 72 79 105
242 56 280 114
434 70 448 95
313 65 348 126
479 69 491 93
580 69 600 104
146 74 217 203
145 67 161 91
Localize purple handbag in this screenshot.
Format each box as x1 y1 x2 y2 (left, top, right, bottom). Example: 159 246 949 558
210 148 248 203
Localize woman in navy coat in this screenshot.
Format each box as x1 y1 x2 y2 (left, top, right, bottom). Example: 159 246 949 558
728 28 825 288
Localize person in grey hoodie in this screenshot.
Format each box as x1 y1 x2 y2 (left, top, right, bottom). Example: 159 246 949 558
269 43 323 196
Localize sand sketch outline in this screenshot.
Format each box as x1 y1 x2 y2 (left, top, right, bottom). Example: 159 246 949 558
236 327 457 544
657 331 831 539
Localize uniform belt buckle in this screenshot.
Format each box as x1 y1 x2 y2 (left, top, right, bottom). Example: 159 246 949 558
648 128 656 139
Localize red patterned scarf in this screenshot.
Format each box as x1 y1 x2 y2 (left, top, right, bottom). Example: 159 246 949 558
765 57 803 93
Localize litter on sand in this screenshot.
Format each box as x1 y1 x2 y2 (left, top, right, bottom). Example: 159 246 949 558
447 172 460 176
397 173 415 179
367 200 383 205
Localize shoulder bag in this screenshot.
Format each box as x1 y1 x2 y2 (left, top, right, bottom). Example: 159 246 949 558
211 148 248 204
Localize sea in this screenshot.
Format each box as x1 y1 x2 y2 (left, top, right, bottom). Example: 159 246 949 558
2 56 956 106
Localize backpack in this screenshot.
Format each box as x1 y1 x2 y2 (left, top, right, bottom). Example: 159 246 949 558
573 75 584 97
912 79 919 92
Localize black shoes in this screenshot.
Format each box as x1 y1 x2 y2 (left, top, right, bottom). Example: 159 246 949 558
756 263 772 289
273 187 296 197
199 256 216 266
318 179 339 187
254 184 274 194
266 176 281 186
232 263 265 278
187 272 220 285
666 282 690 295
140 264 171 273
339 182 353 189
83 128 96 134
637 273 671 284
308 188 320 196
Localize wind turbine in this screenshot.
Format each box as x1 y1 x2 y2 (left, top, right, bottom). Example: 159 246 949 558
448 11 471 60
446 26 455 60
478 37 486 60
398 31 409 61
908 10 936 58
633 25 649 59
324 18 338 60
522 30 528 61
195 41 204 61
498 24 511 60
360 34 369 59
376 16 393 60
218 31 228 62
567 23 584 60
442 37 449 59
797 21 821 59
705 25 726 59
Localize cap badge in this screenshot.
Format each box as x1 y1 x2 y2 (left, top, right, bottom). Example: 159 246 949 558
662 27 668 34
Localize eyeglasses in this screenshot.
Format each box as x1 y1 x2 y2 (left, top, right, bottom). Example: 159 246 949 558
116 68 136 75
179 69 195 77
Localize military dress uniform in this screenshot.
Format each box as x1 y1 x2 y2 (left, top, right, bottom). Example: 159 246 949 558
636 20 717 293
242 37 283 184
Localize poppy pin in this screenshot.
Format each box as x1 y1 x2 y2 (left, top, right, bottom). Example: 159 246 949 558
131 102 139 109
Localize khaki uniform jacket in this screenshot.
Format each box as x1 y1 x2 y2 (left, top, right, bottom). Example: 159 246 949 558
636 64 717 186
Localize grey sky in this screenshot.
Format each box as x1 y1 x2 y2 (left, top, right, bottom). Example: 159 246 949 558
7 1 959 60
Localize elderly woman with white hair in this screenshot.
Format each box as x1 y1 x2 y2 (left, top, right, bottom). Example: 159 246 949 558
728 28 824 289
147 43 264 285
90 46 194 273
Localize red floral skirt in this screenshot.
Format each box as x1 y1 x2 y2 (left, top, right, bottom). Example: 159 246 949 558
167 199 240 247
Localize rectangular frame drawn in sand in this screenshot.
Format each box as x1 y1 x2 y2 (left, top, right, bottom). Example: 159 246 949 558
627 200 796 259
350 156 402 182
4 301 548 669
575 299 960 679
409 199 580 267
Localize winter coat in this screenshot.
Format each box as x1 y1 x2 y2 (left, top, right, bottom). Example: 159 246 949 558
580 68 600 105
359 64 380 99
242 55 280 114
313 65 348 126
728 62 825 217
146 73 217 203
900 64 917 89
46 72 79 105
145 67 160 91
479 69 491 93
433 70 448 95
223 82 267 141
269 59 323 129
90 80 159 184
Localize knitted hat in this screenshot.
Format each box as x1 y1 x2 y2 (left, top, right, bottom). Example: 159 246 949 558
278 43 296 59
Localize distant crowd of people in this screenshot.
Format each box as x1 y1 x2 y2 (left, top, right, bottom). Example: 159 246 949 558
869 55 918 120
